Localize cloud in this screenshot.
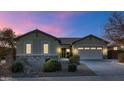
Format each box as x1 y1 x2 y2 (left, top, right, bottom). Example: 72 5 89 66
22 20 66 36
55 12 74 20
0 11 68 36
0 11 99 37
0 11 86 37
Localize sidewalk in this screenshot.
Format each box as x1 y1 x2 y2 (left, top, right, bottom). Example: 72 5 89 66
1 75 124 81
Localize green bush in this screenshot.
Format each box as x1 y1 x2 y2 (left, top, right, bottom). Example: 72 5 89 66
118 53 124 63
0 56 6 62
55 62 62 71
45 58 51 62
43 59 62 72
69 55 80 64
11 61 24 73
68 64 77 72
66 52 71 58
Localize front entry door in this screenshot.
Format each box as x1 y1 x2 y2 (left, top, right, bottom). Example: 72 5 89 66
61 48 66 57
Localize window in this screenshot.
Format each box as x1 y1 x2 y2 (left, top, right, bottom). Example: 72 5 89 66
91 47 96 50
85 47 90 50
43 43 48 54
97 47 102 50
78 47 84 50
26 44 32 54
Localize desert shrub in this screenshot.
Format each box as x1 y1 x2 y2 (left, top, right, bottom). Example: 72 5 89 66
17 58 26 63
45 58 51 62
43 59 62 72
69 55 80 64
118 53 124 63
11 61 24 73
0 63 12 77
68 64 77 72
0 56 5 62
1 56 5 60
66 53 71 58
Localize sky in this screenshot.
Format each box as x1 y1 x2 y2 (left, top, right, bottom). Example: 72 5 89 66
0 11 114 37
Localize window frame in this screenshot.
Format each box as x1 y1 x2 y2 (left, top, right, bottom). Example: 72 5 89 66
97 47 103 50
43 43 49 54
91 47 96 50
25 43 32 54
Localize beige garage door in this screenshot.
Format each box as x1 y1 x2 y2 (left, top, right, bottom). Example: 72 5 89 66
78 47 103 60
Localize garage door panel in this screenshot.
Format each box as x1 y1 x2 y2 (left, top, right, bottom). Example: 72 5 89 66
79 50 103 60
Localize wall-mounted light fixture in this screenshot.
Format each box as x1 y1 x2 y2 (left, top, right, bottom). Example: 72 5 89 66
66 49 70 52
57 47 61 54
113 47 118 50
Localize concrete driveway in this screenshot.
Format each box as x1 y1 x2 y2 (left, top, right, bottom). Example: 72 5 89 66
80 59 124 76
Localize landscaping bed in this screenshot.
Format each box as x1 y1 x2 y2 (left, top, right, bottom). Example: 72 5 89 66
11 63 96 78
0 57 96 78
39 64 96 77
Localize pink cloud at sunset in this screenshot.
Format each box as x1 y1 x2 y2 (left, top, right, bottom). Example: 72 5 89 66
0 20 65 36
0 12 68 36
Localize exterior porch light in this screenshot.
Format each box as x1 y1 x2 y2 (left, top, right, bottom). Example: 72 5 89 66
57 47 61 54
66 49 70 52
73 48 78 55
113 47 118 50
121 45 124 49
103 48 108 56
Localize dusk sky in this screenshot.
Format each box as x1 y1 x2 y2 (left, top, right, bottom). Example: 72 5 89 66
0 11 114 37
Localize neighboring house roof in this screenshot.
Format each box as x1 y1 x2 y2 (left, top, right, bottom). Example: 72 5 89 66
15 29 61 43
59 37 81 44
72 34 109 44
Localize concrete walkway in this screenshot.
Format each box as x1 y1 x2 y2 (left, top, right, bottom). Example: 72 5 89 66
1 75 124 81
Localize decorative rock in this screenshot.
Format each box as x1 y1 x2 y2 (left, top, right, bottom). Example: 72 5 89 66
16 55 58 69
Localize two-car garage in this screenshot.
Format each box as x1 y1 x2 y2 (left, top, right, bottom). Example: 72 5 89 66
72 35 108 60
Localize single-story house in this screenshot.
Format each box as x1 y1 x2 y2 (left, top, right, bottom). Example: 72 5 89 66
15 29 109 63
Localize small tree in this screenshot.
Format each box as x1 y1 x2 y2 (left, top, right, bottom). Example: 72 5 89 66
104 12 124 44
0 28 16 60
